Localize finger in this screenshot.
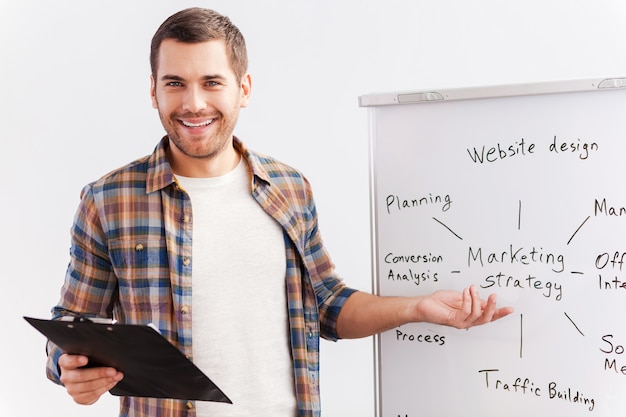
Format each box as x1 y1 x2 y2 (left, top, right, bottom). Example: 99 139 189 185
476 293 498 325
62 368 123 405
469 285 484 322
460 286 495 328
61 364 121 386
58 353 89 370
460 287 472 318
492 305 515 321
68 378 119 405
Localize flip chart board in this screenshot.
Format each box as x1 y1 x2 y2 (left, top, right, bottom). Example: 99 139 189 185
360 77 626 417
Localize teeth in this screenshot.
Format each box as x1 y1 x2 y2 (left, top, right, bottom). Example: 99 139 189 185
181 119 213 128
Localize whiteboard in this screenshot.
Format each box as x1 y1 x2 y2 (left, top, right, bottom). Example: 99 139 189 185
361 77 626 417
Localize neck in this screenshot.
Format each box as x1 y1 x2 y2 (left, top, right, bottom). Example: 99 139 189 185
166 139 241 178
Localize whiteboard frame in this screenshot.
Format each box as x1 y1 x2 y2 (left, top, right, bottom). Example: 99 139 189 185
359 76 626 107
360 75 626 417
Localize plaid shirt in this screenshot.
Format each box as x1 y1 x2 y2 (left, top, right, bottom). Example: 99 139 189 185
46 137 356 417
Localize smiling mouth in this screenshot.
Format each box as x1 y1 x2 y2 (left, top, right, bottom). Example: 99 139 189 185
180 119 214 128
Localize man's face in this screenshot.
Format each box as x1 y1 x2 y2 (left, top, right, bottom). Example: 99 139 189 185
151 39 250 167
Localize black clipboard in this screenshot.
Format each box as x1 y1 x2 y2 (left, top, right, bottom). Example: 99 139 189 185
25 316 231 403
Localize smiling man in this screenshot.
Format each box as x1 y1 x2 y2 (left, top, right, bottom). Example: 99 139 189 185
45 7 513 417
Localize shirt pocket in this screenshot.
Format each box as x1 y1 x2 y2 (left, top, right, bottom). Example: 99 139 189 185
108 237 170 314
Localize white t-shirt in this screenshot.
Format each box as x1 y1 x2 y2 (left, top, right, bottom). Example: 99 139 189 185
175 159 297 417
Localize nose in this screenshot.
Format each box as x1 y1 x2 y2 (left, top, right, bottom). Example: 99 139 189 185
182 85 207 114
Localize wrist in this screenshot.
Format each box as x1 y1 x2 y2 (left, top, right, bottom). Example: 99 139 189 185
399 296 425 326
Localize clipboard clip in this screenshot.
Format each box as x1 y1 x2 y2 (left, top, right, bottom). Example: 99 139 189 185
56 310 116 325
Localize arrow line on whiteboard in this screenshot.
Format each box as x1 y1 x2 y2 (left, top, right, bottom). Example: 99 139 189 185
564 312 585 336
432 217 463 240
567 216 590 245
519 314 524 359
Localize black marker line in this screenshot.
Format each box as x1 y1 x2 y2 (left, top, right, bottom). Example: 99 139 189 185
432 217 463 240
570 271 584 275
564 312 585 336
567 216 590 245
519 314 524 359
518 200 522 230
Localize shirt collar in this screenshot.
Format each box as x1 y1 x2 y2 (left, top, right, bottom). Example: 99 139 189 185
233 136 272 187
146 136 176 194
145 136 270 194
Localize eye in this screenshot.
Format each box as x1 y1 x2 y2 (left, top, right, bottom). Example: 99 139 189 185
166 81 182 87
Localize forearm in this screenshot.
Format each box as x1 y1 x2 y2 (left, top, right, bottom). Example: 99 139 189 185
337 286 514 338
336 291 422 339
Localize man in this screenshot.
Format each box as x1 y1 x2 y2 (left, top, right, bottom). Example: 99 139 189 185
46 7 513 417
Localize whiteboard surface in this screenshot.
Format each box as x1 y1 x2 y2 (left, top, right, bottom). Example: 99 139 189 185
365 78 626 417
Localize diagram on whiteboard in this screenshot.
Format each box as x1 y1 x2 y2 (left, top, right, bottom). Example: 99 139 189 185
366 80 626 417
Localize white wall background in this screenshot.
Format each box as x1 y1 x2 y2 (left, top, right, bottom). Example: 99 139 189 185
1 0 625 416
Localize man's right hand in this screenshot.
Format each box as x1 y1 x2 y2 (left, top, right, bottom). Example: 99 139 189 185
58 354 124 405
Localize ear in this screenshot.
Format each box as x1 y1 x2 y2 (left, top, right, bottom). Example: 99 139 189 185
240 73 252 108
150 75 158 109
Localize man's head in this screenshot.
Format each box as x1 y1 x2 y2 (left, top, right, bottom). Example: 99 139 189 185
149 8 252 177
150 7 248 83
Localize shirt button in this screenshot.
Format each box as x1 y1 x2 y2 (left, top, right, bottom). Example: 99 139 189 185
135 243 144 251
182 214 190 223
186 401 194 409
181 305 190 314
183 257 191 266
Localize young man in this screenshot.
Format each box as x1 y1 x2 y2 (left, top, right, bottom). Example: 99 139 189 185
46 7 513 417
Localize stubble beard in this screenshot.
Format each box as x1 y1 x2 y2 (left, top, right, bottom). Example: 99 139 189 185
159 109 236 161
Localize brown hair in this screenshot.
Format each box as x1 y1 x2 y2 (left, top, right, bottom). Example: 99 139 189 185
150 7 248 81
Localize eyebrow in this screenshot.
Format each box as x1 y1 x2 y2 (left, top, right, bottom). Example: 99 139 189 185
160 75 184 82
160 74 228 82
